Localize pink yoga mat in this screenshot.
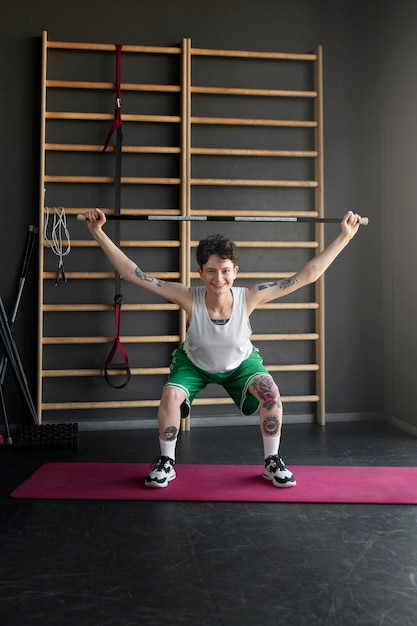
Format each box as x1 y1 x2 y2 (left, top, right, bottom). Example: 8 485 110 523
9 462 417 503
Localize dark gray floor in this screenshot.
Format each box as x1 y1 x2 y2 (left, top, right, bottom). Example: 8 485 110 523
1 420 417 626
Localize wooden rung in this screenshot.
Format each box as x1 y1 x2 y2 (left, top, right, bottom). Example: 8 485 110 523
46 40 181 54
191 148 318 158
53 240 316 251
46 80 180 93
68 240 181 248
45 143 181 154
42 367 170 377
43 303 180 312
57 208 183 216
190 271 295 280
190 209 319 218
192 395 319 404
41 395 319 411
41 333 317 345
260 302 319 310
44 176 181 185
48 207 321 219
282 395 320 403
45 143 316 157
190 271 293 279
42 271 180 280
121 240 181 248
42 271 115 280
42 400 162 410
226 241 318 249
266 364 319 372
45 175 114 184
191 86 317 98
190 47 317 61
41 302 314 312
125 177 181 185
45 112 111 121
42 335 181 345
191 116 317 128
252 333 319 341
61 240 97 247
45 112 181 123
191 178 318 188
41 364 317 377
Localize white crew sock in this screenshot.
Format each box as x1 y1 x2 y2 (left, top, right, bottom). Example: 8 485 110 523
262 434 281 460
159 437 177 461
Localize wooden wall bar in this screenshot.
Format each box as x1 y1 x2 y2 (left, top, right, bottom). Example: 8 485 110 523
38 32 325 426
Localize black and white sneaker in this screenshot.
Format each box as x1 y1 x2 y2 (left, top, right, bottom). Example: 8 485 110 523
262 455 296 488
145 456 176 488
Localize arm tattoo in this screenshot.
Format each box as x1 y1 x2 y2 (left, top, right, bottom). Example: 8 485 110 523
258 281 278 291
135 266 165 288
279 276 298 291
258 277 298 292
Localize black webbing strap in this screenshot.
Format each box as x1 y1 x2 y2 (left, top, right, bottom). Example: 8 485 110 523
102 44 123 154
102 44 130 388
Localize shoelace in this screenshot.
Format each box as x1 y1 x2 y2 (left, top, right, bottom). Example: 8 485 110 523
267 455 286 471
152 456 175 471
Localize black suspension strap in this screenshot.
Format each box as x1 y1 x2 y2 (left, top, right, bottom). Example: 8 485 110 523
102 44 130 389
102 44 123 155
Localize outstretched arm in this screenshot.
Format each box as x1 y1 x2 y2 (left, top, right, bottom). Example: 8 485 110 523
246 211 362 311
85 209 192 311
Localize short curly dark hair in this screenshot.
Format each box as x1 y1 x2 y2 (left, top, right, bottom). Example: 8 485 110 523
196 234 238 268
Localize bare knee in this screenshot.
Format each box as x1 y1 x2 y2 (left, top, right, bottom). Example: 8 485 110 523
158 386 185 441
160 385 185 408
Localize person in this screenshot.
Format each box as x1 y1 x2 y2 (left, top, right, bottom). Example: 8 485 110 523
85 209 362 489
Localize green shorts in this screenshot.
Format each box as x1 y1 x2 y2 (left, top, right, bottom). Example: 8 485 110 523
164 345 269 418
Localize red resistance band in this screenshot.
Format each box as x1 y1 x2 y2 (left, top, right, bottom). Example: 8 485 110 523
104 295 131 389
102 44 123 153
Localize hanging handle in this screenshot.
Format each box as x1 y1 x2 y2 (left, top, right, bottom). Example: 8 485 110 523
104 295 131 389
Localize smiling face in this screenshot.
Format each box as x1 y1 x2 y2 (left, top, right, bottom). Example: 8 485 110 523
198 254 239 296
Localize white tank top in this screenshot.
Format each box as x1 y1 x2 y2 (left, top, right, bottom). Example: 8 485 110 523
184 286 253 373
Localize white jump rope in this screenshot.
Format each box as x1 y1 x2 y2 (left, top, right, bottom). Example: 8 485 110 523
43 207 71 285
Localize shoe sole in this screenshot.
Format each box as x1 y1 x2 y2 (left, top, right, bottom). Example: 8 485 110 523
144 470 177 488
262 471 296 488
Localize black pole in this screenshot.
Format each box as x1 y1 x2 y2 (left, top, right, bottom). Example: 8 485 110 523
0 298 39 426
